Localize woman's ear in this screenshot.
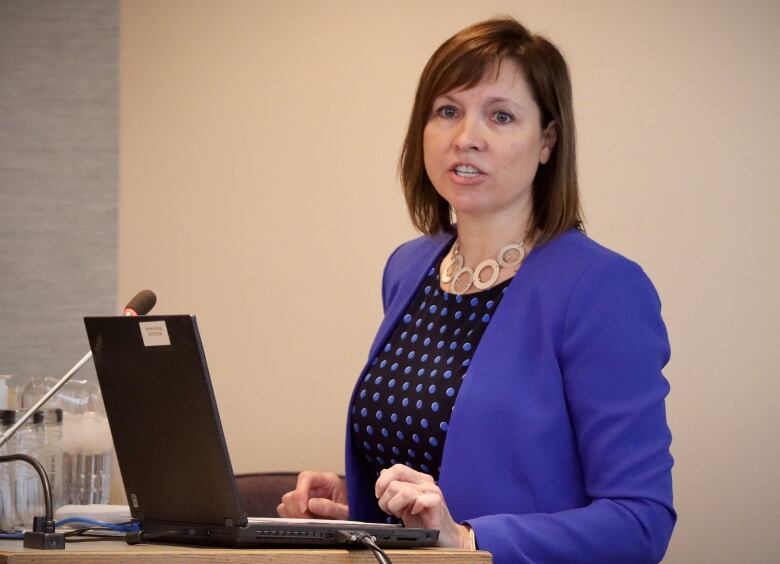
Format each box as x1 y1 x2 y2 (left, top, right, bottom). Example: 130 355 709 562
539 121 558 165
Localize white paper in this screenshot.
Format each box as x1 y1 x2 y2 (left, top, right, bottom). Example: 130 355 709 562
139 320 171 347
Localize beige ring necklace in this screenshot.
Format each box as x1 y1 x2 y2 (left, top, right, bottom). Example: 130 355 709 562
441 238 526 295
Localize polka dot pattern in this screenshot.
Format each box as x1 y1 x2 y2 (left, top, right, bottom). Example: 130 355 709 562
351 261 511 482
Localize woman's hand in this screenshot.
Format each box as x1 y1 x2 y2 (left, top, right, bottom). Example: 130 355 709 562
277 471 349 520
374 464 472 548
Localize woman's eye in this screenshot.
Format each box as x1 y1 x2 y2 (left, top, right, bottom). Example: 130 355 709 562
436 105 458 119
493 111 513 124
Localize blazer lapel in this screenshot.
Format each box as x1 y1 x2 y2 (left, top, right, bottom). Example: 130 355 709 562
366 233 453 361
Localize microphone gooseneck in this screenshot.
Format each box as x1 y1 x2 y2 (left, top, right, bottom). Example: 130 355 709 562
0 289 157 448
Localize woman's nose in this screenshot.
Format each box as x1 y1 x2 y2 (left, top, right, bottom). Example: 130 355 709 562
453 116 486 152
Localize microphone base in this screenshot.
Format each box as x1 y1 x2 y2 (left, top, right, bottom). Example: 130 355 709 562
22 531 66 550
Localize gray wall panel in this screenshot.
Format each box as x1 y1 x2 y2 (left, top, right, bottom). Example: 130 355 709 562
0 0 118 383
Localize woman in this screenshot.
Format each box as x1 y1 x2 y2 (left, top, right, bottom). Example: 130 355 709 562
278 17 675 563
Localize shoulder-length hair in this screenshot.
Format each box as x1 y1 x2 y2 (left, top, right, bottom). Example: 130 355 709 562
399 17 583 244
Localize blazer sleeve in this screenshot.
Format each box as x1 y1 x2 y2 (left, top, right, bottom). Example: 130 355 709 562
466 256 676 564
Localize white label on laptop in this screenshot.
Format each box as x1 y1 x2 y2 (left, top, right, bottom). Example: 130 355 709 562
139 320 171 346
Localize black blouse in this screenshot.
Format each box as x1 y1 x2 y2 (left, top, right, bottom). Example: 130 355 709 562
350 262 511 483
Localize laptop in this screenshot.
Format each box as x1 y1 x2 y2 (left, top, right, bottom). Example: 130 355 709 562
84 314 438 548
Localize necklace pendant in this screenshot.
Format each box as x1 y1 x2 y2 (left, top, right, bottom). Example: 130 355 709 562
441 254 464 284
472 259 500 290
450 266 474 295
497 243 525 268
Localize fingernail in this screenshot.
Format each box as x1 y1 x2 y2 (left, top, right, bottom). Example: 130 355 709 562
299 501 307 513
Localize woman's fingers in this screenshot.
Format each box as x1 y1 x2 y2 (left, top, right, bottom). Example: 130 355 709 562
280 489 313 518
375 464 435 498
375 464 439 518
279 472 318 517
279 497 348 520
378 478 441 518
308 498 350 520
278 471 348 518
410 492 442 515
381 484 419 516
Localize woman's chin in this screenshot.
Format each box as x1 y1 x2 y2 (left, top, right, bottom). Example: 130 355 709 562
448 199 507 221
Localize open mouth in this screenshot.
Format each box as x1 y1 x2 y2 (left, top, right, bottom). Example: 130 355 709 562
452 164 483 178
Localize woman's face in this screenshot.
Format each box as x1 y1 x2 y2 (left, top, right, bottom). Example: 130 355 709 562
423 59 556 225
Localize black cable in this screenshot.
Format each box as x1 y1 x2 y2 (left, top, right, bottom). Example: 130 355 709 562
64 528 91 537
0 453 54 528
62 527 129 542
357 533 392 564
337 530 393 564
67 534 130 543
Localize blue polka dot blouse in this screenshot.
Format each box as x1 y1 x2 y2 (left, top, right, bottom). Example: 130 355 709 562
350 262 511 482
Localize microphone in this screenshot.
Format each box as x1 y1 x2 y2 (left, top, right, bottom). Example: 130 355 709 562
0 290 157 448
123 289 156 316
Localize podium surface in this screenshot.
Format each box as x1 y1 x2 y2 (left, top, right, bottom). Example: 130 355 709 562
0 539 491 563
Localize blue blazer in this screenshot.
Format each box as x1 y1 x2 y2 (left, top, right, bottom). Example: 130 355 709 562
345 229 675 563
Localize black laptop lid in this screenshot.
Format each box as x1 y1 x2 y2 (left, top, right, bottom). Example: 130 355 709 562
85 315 247 527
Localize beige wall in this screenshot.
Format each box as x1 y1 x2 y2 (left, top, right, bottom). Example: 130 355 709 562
120 1 779 561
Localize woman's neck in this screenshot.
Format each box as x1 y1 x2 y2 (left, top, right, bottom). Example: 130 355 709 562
454 211 534 266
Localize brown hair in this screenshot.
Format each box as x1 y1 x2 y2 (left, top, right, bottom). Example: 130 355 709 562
399 17 583 244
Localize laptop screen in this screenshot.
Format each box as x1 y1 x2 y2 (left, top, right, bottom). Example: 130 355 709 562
85 315 247 527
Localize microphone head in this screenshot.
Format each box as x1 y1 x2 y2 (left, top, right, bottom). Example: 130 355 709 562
123 289 157 316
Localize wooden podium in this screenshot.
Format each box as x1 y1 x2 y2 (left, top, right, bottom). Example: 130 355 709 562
0 539 492 563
